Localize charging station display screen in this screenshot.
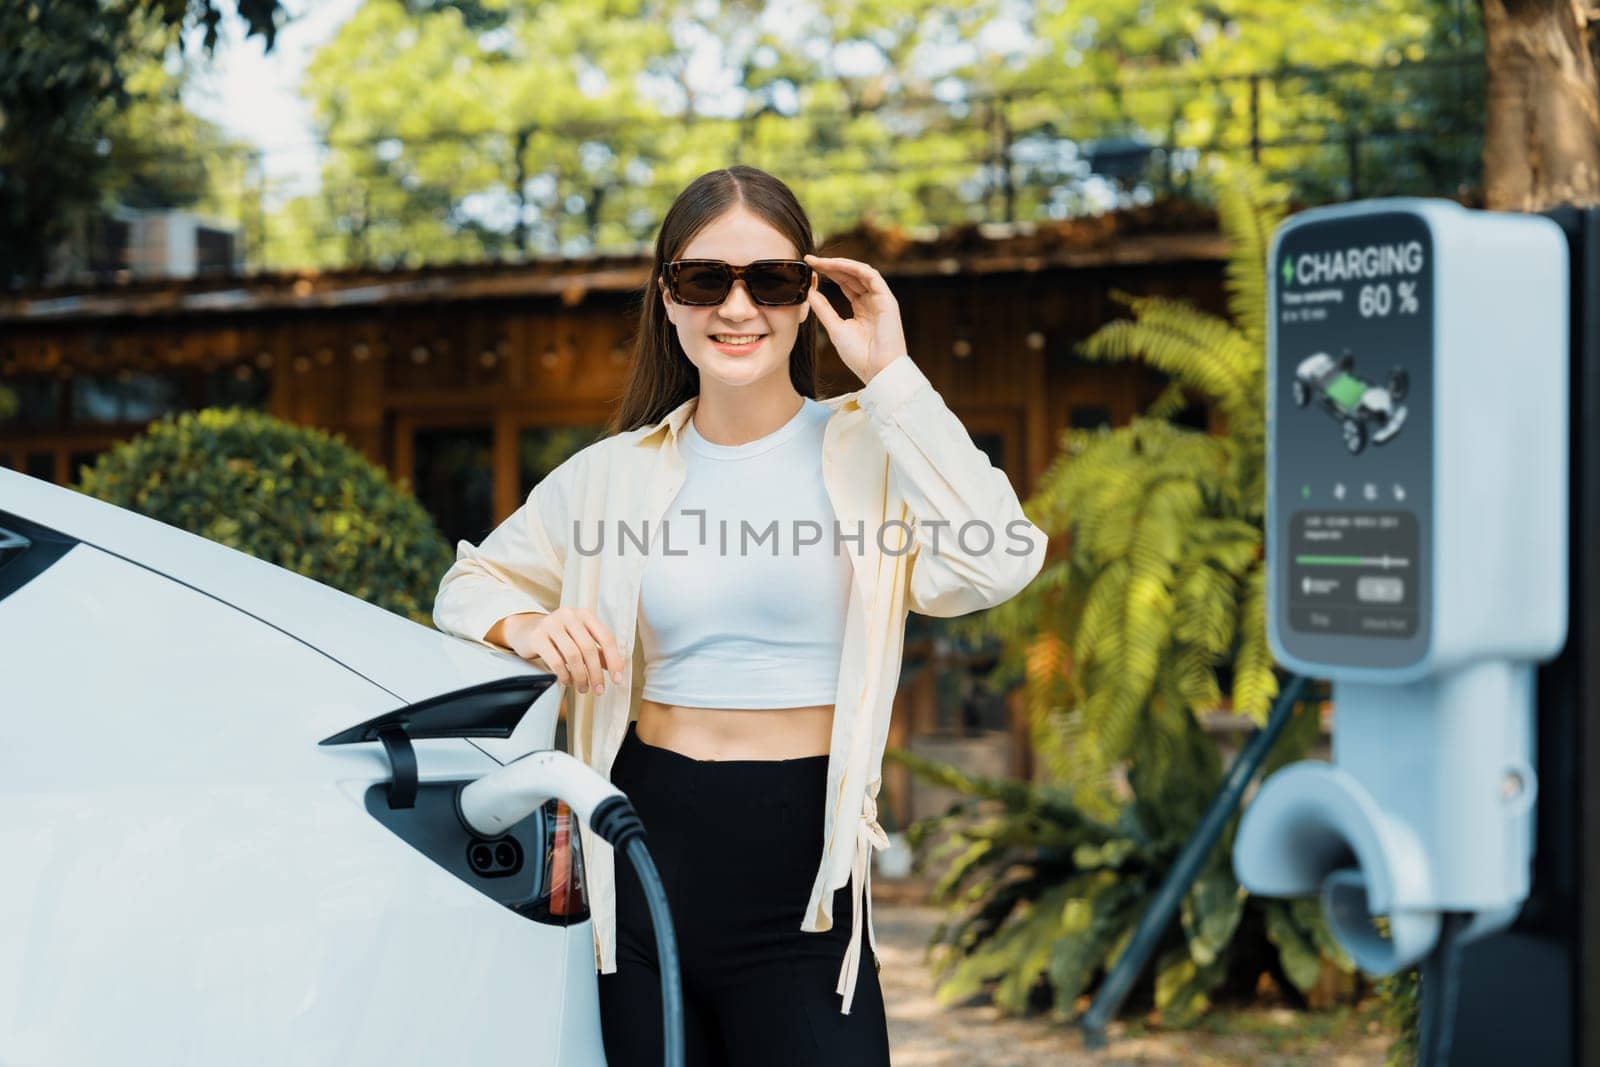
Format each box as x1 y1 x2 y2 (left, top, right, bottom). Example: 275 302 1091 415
1272 211 1432 668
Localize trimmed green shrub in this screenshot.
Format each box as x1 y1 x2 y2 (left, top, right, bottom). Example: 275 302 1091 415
74 406 453 626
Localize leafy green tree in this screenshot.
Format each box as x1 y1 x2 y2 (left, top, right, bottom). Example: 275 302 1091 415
104 29 253 213
1011 0 1481 202
135 0 284 53
269 0 1470 270
291 0 688 266
285 0 1008 264
2 1 1477 280
0 0 284 288
889 162 1358 1024
2 0 147 287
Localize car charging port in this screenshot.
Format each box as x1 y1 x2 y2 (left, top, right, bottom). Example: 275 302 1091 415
466 834 524 878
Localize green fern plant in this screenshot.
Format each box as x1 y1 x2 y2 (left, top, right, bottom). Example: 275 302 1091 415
891 684 1349 1025
942 162 1290 822
890 161 1361 1025
1034 165 1283 820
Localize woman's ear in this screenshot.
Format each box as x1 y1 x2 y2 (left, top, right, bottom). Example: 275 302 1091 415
657 275 676 323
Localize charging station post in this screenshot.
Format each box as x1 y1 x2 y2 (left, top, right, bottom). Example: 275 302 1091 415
1435 206 1600 1067
1232 198 1577 1066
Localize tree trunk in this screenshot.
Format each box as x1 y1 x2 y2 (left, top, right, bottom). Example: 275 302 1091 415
1481 0 1600 209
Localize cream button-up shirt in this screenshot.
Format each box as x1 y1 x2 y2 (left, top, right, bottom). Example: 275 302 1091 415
431 353 1049 1014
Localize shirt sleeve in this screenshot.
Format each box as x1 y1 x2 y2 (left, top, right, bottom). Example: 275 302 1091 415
856 354 1049 618
431 464 570 651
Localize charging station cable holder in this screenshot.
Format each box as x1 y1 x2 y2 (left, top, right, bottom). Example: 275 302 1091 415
1232 198 1570 977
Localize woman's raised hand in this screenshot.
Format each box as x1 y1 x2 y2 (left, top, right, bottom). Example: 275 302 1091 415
504 608 626 695
803 254 910 385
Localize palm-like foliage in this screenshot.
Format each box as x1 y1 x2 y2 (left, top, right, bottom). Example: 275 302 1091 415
1026 164 1286 822
890 162 1358 1025
895 710 1344 1025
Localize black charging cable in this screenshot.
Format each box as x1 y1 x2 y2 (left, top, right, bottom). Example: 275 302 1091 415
592 796 683 1067
1417 912 1468 1067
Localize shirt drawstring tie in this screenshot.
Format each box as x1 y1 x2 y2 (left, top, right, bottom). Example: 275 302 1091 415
835 788 890 1014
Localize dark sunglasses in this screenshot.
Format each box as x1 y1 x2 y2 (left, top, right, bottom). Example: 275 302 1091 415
662 259 814 306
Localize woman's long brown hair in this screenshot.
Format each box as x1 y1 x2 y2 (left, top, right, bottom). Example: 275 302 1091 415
606 165 821 437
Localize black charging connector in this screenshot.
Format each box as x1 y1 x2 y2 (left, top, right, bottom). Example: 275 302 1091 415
591 794 646 848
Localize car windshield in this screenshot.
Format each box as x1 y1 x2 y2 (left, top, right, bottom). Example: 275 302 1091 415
0 526 28 574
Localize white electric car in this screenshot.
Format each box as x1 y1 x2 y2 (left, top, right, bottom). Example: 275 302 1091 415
0 468 607 1065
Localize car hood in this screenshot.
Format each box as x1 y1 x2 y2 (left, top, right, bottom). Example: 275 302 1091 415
1 468 539 704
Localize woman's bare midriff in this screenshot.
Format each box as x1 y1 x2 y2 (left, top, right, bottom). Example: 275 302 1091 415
636 697 834 760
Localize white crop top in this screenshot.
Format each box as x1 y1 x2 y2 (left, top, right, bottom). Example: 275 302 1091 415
636 395 853 709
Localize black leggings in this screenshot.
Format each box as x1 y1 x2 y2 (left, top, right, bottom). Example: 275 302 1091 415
598 721 891 1066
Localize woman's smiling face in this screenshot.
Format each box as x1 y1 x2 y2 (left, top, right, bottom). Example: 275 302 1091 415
657 205 813 389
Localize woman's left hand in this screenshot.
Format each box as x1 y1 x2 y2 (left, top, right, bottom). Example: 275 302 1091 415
804 254 909 385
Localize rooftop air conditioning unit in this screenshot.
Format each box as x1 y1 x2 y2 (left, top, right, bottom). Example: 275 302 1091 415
121 207 242 280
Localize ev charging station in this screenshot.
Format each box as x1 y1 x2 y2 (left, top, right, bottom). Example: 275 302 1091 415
1231 197 1591 1065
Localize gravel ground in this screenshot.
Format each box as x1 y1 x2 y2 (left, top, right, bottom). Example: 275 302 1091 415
872 896 1395 1067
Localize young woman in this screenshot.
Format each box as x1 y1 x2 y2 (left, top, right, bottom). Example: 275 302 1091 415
432 165 1048 1066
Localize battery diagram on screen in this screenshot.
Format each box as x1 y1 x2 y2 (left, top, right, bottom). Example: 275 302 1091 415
1291 350 1410 455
